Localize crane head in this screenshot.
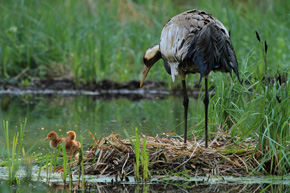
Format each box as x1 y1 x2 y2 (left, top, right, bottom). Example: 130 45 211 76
140 45 161 87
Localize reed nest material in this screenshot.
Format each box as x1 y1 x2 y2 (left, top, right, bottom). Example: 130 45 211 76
63 130 262 178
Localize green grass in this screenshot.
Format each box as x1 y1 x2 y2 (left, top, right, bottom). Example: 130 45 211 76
2 120 22 185
0 0 167 83
1 119 38 184
125 128 150 181
0 0 289 83
208 27 290 175
61 142 68 184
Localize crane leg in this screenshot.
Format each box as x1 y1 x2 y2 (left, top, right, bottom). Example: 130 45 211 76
182 80 189 143
204 78 209 148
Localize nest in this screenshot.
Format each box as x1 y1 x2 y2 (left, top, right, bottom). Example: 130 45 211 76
63 129 262 178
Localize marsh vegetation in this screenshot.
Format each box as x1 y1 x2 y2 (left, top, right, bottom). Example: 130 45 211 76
0 0 290 192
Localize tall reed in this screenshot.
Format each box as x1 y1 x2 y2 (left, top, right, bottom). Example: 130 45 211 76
125 128 150 181
61 142 68 184
2 119 27 185
209 28 290 175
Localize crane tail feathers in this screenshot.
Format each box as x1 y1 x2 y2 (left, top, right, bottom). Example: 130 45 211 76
185 22 240 82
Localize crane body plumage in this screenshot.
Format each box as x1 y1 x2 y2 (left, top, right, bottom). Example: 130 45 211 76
140 9 240 147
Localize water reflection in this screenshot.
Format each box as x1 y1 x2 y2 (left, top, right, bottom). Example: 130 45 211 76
1 180 289 193
0 95 205 153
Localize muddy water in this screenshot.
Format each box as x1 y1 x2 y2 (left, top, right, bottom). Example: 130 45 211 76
0 94 204 154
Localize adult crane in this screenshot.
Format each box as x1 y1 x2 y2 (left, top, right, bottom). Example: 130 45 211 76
140 9 240 148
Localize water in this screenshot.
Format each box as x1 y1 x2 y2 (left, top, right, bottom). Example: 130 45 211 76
0 94 205 154
0 167 289 192
0 164 290 192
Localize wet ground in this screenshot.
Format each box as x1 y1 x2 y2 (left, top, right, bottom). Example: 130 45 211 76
1 79 180 92
0 79 205 100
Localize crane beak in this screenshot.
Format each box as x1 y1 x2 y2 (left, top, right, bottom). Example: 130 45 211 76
140 65 151 88
44 137 49 141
